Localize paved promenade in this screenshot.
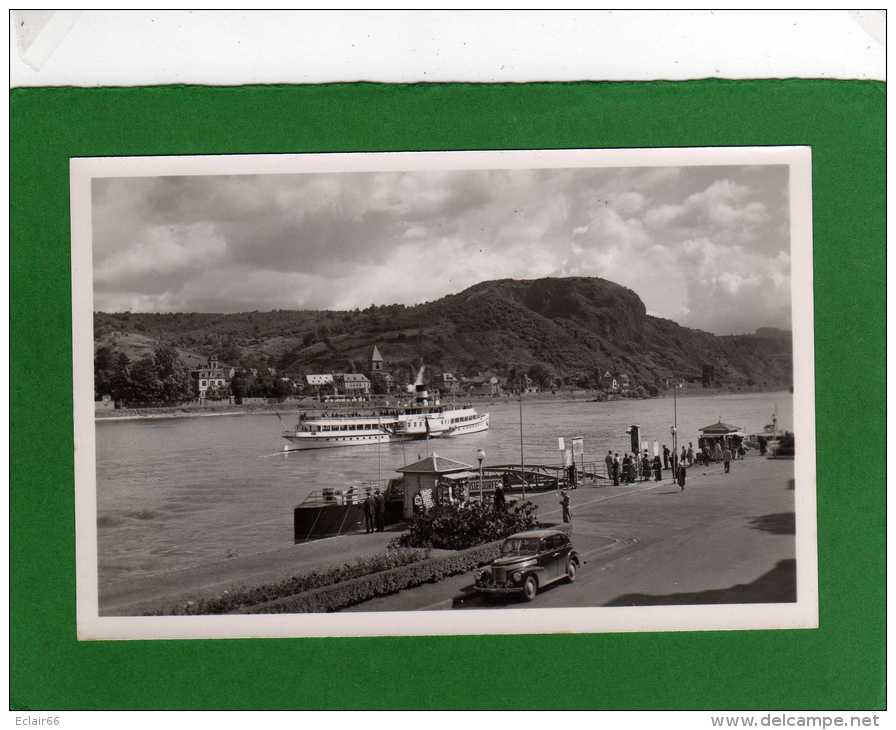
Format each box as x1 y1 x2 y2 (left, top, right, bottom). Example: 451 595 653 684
346 455 796 611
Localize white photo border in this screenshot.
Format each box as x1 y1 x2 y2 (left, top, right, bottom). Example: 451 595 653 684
70 146 817 640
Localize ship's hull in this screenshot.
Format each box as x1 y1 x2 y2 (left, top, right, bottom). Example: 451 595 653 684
282 432 393 450
282 412 490 450
293 500 404 541
447 413 490 436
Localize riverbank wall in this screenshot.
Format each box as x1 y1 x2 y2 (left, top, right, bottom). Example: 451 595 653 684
95 385 789 422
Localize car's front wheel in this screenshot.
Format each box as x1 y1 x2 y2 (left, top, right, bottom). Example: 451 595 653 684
522 575 538 602
567 559 578 583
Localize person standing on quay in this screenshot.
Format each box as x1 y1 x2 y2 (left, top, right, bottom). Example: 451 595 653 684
364 492 376 534
662 444 670 470
493 483 506 512
567 461 578 489
641 451 651 481
680 445 688 469
723 446 733 474
605 450 614 481
676 462 687 491
652 454 662 481
374 489 386 532
412 490 424 518
612 452 621 486
559 489 571 524
687 443 695 466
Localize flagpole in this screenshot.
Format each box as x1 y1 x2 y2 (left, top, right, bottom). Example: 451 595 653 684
519 391 526 498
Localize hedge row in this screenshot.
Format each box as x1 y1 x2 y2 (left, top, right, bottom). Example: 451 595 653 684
242 540 504 614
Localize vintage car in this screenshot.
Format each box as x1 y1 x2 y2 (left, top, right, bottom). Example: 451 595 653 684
474 528 579 601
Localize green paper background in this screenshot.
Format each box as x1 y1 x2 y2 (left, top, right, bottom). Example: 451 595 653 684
10 81 885 710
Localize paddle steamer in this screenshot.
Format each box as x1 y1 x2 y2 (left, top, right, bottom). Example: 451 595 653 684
281 368 489 451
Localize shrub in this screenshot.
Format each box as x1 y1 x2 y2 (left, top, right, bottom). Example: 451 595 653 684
243 542 503 614
150 548 430 615
393 500 538 550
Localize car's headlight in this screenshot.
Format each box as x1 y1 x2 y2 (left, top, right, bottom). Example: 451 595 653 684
512 571 523 583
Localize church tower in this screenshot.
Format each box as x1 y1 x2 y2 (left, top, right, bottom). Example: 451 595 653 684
369 344 383 374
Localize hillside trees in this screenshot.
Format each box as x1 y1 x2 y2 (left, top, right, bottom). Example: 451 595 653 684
526 363 554 389
506 365 527 393
93 348 134 403
129 355 163 401
110 352 132 402
93 345 117 399
229 372 246 405
154 344 193 401
93 278 793 392
94 344 193 405
219 337 242 363
272 377 294 399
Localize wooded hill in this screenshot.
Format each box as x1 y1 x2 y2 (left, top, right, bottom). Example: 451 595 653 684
94 276 792 391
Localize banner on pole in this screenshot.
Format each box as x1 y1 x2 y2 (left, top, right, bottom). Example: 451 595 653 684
571 436 584 457
558 437 565 451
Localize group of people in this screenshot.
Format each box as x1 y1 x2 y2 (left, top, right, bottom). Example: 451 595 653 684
602 446 691 491
662 440 746 470
363 489 387 533
663 443 698 470
603 450 664 486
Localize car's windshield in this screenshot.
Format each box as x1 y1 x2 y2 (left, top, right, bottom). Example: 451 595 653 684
501 538 541 555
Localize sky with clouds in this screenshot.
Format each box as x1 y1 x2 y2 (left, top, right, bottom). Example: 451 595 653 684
92 164 791 335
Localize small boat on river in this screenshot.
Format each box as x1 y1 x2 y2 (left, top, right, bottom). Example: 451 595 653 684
743 407 785 451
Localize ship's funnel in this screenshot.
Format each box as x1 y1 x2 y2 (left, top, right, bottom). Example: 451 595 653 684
413 365 426 387
406 365 427 396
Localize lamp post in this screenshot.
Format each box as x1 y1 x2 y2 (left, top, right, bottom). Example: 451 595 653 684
670 424 678 481
476 448 486 504
670 379 681 480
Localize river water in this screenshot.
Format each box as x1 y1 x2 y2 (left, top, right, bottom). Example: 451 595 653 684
96 390 792 583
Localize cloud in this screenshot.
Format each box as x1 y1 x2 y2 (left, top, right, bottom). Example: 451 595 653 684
92 164 791 334
645 178 768 231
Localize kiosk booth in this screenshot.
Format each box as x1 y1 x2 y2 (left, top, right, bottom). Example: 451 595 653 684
697 420 745 459
395 453 476 518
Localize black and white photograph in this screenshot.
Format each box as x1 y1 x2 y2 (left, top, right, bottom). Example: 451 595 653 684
71 147 817 639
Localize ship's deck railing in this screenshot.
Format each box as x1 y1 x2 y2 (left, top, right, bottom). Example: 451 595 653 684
294 402 479 419
298 480 396 507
